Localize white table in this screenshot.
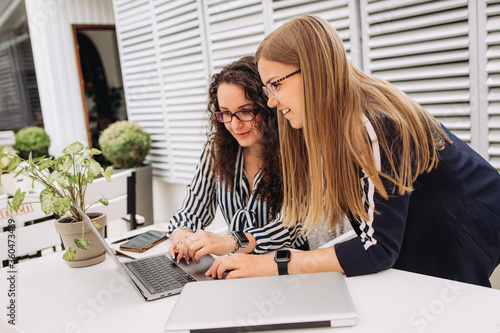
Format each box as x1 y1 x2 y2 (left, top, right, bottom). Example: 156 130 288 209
1 245 500 333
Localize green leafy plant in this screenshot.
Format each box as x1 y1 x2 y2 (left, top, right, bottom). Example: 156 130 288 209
14 127 51 160
0 141 113 261
0 147 13 172
99 120 151 168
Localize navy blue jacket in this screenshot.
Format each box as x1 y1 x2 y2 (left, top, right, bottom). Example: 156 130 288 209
335 121 500 287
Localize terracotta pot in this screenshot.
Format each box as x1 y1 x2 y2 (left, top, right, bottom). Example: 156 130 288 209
54 213 107 268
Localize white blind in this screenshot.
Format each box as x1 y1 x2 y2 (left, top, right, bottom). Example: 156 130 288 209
113 0 209 182
204 0 267 74
113 0 362 184
155 1 209 181
113 0 164 175
270 0 360 65
360 0 473 143
112 0 497 182
484 0 500 169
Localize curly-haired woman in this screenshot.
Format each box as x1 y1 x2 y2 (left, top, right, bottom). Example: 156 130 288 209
166 56 308 264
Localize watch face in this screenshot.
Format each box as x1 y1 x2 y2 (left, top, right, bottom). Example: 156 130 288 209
275 250 290 260
232 231 249 244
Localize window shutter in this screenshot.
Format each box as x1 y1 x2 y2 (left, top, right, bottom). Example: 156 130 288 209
269 0 360 66
113 0 495 183
156 1 209 181
483 0 500 170
203 0 267 74
113 0 164 175
360 0 473 144
113 0 209 183
204 0 359 73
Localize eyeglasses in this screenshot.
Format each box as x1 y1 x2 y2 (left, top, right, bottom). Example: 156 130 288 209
214 110 257 123
262 69 301 100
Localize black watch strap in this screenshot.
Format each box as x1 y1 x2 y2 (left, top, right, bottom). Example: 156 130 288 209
277 261 288 275
274 250 291 275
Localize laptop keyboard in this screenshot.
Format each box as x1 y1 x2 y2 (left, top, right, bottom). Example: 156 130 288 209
125 255 196 294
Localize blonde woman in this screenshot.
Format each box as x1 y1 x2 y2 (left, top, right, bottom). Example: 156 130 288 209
206 15 500 287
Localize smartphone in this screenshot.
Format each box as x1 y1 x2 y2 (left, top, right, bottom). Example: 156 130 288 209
119 230 167 253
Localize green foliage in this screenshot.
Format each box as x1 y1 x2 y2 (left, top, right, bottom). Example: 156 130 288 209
75 237 92 250
0 147 19 187
0 142 113 261
99 121 151 168
62 247 77 261
0 147 13 171
14 127 51 160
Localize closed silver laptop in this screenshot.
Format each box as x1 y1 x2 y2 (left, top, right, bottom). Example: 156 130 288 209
164 271 357 332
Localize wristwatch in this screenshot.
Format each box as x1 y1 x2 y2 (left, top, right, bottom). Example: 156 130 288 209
229 231 249 254
274 250 291 275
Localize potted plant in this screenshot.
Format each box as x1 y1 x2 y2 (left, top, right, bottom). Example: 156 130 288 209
0 141 113 268
98 120 151 169
14 126 51 160
99 120 154 225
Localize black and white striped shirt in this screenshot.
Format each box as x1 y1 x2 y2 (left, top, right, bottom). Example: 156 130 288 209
166 147 307 254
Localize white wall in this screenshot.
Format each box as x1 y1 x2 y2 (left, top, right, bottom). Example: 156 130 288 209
24 0 115 156
152 180 185 224
153 179 226 231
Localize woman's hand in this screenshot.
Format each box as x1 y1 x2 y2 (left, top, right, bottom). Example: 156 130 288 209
184 230 237 263
205 254 277 279
168 228 194 263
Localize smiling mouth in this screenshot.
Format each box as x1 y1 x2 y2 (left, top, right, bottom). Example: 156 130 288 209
281 108 291 116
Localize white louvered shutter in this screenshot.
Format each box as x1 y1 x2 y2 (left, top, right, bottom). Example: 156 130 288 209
269 0 361 66
113 0 209 183
483 0 500 170
113 0 165 175
112 0 495 183
360 0 474 144
156 1 209 181
203 0 267 75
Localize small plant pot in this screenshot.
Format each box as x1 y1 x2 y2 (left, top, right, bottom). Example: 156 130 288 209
54 213 107 268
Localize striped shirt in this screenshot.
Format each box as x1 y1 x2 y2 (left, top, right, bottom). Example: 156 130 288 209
166 146 307 254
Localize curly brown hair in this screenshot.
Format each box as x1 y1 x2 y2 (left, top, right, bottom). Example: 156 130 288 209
206 56 282 220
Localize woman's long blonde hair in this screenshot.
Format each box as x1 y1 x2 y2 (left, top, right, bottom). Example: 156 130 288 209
256 15 450 231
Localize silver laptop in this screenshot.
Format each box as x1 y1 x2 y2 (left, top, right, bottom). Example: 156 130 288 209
164 271 357 332
74 205 214 301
